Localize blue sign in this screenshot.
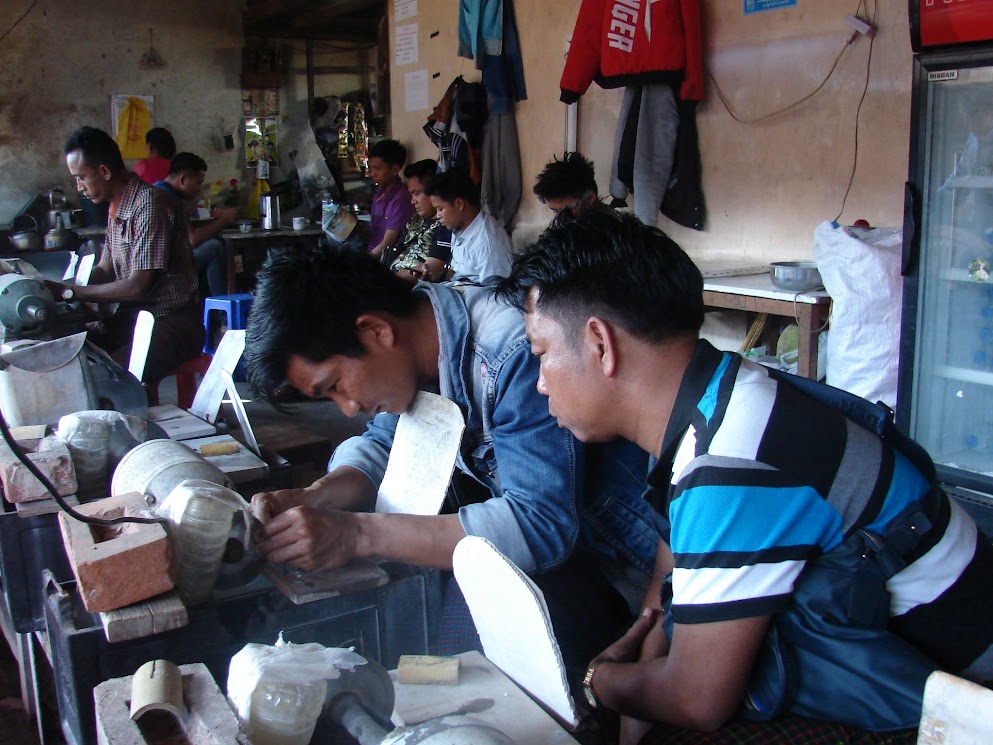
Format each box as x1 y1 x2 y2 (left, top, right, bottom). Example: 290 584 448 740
744 0 797 14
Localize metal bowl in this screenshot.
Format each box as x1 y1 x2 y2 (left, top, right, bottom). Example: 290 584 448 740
769 261 822 292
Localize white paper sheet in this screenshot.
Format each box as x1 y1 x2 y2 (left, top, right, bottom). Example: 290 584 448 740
395 23 419 66
376 391 463 515
404 69 429 113
395 0 417 21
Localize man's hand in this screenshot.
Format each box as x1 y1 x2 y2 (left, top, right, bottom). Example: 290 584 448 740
250 487 309 523
593 608 661 666
214 207 239 227
255 505 360 571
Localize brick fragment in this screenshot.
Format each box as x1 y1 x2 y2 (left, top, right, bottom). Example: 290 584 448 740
0 437 77 503
59 491 174 613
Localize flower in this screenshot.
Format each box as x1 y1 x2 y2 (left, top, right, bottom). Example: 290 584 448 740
203 178 242 209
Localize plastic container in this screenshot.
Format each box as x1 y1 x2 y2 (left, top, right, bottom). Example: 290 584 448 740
111 439 232 504
249 676 327 745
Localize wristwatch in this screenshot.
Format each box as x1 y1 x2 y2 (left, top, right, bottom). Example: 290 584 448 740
582 661 603 709
61 287 75 302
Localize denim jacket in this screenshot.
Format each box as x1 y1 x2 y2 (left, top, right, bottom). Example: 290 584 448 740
329 281 664 576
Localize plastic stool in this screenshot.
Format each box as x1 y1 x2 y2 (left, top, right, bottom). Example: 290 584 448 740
147 353 213 409
203 293 253 354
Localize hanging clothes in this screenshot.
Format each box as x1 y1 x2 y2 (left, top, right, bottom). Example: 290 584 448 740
560 0 703 104
459 0 504 65
481 113 521 228
423 78 488 184
562 0 704 228
480 0 527 115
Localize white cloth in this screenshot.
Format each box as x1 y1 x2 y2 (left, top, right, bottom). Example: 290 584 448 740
450 210 513 282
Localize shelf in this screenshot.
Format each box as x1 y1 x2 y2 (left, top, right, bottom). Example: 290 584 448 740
936 364 993 386
939 268 993 284
938 448 993 479
944 175 993 189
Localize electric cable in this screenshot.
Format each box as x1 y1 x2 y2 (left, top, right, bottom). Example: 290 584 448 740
833 0 878 223
0 409 164 526
0 0 40 45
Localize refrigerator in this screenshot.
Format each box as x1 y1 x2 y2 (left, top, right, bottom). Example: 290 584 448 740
900 0 993 531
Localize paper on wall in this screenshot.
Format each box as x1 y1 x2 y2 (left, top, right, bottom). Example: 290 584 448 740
404 69 429 113
395 23 418 65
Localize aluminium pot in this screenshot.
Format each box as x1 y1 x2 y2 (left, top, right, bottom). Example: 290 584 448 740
9 215 41 252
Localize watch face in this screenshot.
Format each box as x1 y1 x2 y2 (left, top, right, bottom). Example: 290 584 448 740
61 287 74 301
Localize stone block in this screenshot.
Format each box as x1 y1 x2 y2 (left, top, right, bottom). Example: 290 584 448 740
0 436 77 503
59 492 174 613
95 662 250 745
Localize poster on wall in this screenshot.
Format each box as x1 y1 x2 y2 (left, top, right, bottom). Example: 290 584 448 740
395 23 418 65
395 0 417 21
245 117 279 165
111 95 154 159
743 0 796 14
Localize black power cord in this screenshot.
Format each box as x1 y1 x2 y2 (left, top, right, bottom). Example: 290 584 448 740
0 409 164 526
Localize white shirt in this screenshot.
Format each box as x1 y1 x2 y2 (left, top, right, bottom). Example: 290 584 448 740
450 210 513 282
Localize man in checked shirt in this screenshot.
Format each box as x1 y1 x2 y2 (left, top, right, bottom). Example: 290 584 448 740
48 126 204 383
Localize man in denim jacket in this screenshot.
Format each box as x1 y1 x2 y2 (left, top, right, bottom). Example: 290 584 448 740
245 246 664 676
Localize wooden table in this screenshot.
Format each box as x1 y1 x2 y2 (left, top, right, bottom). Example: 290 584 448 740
220 226 323 294
703 273 831 380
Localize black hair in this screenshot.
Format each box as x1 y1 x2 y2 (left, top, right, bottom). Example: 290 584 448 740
533 152 598 202
368 139 407 167
403 158 439 188
424 168 480 209
168 152 207 176
145 127 177 158
64 126 126 173
245 245 420 402
496 211 704 344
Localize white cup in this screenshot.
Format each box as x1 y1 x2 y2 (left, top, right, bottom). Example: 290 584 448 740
238 222 252 234
292 216 308 231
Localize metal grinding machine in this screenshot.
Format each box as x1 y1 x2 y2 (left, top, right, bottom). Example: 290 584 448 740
0 272 147 426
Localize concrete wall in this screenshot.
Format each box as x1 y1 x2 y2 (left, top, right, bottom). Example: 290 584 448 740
0 0 245 222
387 0 912 262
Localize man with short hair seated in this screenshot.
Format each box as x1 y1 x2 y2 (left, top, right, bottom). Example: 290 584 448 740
533 151 608 223
47 126 203 383
497 210 993 745
153 152 239 298
425 168 512 282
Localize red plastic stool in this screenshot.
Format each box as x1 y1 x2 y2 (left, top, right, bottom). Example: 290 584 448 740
147 353 213 409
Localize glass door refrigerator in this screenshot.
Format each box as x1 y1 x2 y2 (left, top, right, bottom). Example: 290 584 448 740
900 1 993 528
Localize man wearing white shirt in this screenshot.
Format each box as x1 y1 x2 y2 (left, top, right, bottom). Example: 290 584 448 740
426 168 512 282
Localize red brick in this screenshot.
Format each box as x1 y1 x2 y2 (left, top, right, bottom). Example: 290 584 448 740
0 437 77 503
59 492 174 613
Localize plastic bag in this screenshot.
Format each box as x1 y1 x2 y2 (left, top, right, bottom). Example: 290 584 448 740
813 221 903 408
55 410 148 501
227 635 366 737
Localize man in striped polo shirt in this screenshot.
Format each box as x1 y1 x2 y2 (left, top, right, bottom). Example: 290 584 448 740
498 211 993 744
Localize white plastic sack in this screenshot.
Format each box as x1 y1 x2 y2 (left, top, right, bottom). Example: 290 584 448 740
226 634 366 736
813 221 903 408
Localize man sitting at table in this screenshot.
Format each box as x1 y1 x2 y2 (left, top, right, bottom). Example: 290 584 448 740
383 158 452 283
244 246 665 691
425 168 512 282
47 126 204 383
154 152 239 298
497 210 993 745
367 139 415 259
533 151 609 223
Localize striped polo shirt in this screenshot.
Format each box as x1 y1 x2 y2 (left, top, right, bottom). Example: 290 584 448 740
649 340 993 677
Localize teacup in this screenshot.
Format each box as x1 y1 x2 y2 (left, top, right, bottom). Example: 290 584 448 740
292 217 309 231
238 222 253 234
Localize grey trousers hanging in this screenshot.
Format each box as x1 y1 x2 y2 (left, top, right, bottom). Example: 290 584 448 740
609 84 679 225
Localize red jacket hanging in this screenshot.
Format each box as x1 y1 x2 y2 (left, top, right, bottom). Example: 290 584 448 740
560 0 703 104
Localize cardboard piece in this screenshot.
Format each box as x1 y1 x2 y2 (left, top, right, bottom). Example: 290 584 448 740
376 391 464 515
452 536 579 728
146 404 217 440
